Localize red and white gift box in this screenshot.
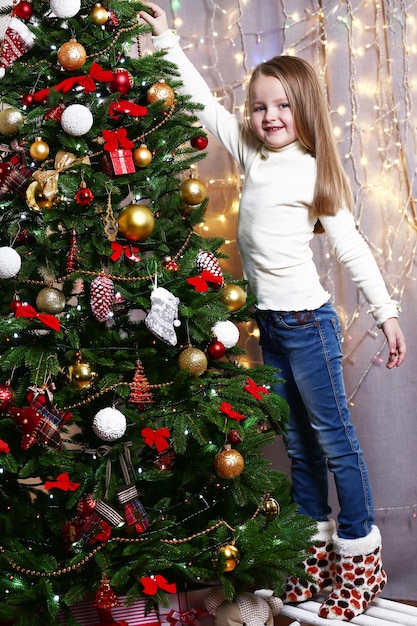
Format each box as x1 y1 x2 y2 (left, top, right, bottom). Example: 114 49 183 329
158 589 214 626
101 148 136 177
59 594 160 625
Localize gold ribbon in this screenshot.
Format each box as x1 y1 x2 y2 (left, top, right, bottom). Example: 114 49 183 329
33 150 90 200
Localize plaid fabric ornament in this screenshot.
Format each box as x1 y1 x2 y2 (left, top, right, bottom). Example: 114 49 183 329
116 484 149 533
81 500 124 546
8 386 72 450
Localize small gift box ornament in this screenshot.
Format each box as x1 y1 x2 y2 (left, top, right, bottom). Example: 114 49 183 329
101 128 135 177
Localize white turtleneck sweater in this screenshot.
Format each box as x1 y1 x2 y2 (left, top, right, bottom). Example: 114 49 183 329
152 30 398 327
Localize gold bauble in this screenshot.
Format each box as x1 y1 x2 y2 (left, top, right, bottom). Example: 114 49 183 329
147 79 175 107
178 345 208 377
36 287 66 314
57 39 87 71
133 144 153 168
179 177 207 206
220 284 247 312
66 360 98 390
260 495 281 519
117 203 155 242
0 107 24 136
214 444 244 479
90 2 108 25
29 137 50 161
218 543 240 572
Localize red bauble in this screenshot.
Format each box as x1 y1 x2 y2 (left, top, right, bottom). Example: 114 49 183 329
227 428 243 444
109 68 134 95
75 184 94 205
22 93 34 107
0 384 16 413
9 294 22 314
77 493 96 519
13 1 34 19
207 339 226 360
191 135 208 150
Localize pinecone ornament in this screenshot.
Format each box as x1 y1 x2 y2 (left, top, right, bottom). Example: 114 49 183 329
195 250 224 288
90 275 115 323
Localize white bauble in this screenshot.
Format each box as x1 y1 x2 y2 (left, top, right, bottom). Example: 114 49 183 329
211 320 240 349
50 0 81 18
93 407 127 441
0 247 21 279
61 104 93 137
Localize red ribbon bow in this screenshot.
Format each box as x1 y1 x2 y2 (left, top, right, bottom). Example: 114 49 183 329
0 439 10 454
110 241 140 262
167 608 204 625
102 128 134 152
186 270 223 292
44 472 80 491
141 427 170 453
219 401 245 422
140 574 177 596
244 377 270 401
15 303 61 332
55 62 114 95
108 99 148 120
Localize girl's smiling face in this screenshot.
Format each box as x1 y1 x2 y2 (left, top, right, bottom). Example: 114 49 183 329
250 73 298 149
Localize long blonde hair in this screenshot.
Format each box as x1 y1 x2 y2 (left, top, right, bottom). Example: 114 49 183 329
244 55 353 225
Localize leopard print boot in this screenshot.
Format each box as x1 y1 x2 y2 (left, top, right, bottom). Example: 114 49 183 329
282 519 336 604
319 525 387 621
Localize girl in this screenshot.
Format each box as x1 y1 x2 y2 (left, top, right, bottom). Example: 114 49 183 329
140 3 407 621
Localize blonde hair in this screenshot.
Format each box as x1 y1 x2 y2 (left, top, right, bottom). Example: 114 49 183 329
244 55 353 225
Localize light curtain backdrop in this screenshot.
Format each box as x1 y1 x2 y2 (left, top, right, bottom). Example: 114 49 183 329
0 0 415 601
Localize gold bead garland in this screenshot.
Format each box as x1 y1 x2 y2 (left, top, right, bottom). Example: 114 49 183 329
0 519 235 579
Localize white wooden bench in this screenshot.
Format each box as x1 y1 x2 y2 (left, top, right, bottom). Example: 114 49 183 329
279 595 417 625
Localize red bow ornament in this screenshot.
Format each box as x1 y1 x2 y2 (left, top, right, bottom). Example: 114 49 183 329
55 62 114 94
187 270 223 293
44 472 80 492
102 128 134 152
15 303 60 332
141 427 170 453
140 574 177 596
244 377 270 401
219 401 245 422
110 241 140 262
108 99 148 120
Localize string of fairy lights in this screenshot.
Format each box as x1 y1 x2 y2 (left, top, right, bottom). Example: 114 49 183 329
158 0 417 402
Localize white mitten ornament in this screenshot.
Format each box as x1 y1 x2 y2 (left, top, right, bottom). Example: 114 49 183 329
145 286 180 346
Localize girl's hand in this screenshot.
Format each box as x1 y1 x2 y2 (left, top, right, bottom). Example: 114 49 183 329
139 2 170 36
381 317 407 368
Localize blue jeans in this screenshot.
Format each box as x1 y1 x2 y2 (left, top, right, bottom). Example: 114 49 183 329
255 301 374 539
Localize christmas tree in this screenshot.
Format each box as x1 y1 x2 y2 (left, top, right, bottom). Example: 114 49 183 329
0 2 314 624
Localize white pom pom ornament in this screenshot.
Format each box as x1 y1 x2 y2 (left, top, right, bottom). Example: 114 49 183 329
61 104 93 137
0 246 21 279
211 320 240 349
50 0 81 19
93 407 127 441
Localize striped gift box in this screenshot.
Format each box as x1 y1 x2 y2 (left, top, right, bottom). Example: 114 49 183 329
59 595 160 625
